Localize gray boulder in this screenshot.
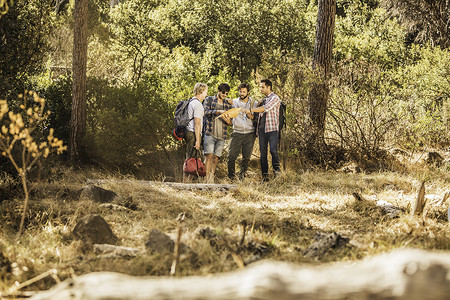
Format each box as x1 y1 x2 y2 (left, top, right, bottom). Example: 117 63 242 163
79 185 118 203
73 214 118 245
145 229 191 255
426 152 444 166
305 232 349 258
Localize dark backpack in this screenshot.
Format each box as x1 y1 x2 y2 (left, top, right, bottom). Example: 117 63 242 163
172 98 193 140
255 98 286 138
278 100 287 139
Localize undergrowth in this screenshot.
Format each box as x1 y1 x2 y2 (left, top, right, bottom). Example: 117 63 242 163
0 165 449 294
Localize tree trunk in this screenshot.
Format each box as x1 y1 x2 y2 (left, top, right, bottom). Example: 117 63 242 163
307 0 336 152
70 0 88 162
29 249 450 300
86 179 239 191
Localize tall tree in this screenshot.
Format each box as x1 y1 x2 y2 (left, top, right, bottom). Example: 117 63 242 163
306 0 336 155
382 0 450 48
70 0 88 161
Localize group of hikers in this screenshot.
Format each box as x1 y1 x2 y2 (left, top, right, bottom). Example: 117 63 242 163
183 79 282 183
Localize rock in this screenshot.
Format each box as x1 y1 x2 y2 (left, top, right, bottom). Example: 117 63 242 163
145 229 191 255
93 244 142 258
305 232 349 258
73 214 118 245
99 203 132 212
79 186 118 203
376 200 403 218
426 152 444 166
0 251 12 274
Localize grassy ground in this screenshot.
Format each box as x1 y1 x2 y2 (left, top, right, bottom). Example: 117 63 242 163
0 164 449 294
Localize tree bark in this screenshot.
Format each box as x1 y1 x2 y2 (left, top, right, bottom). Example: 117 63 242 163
86 179 239 191
70 0 88 162
30 249 450 300
307 0 336 152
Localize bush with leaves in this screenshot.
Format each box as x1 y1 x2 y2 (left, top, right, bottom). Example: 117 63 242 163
334 2 408 69
104 0 312 83
84 77 178 175
327 59 400 166
0 0 55 98
391 45 450 149
0 91 66 238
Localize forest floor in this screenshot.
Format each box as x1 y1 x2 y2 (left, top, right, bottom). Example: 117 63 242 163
0 161 449 295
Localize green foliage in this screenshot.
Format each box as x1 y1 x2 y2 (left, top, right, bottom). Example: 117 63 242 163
201 0 311 80
381 0 450 48
108 0 176 83
105 0 312 82
36 74 73 147
16 0 449 176
391 45 450 148
0 92 66 238
0 0 55 98
84 76 174 171
334 2 407 68
0 0 10 16
327 59 399 160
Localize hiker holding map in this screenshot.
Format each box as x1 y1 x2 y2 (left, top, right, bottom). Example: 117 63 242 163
202 83 233 183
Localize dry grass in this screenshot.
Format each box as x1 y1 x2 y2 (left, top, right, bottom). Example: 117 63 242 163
0 165 449 293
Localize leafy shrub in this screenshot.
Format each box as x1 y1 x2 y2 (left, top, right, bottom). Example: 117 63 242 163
327 59 400 160
334 2 408 69
391 45 450 149
0 92 66 237
35 73 73 150
84 76 178 176
0 0 55 98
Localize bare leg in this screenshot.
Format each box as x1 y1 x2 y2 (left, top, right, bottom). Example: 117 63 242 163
205 153 214 183
208 156 219 183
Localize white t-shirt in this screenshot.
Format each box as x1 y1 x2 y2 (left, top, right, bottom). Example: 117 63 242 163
186 98 204 132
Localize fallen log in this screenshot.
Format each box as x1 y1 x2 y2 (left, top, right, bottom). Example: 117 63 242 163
30 249 450 300
87 179 238 191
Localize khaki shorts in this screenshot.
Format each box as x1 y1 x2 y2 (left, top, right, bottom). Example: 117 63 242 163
203 134 225 157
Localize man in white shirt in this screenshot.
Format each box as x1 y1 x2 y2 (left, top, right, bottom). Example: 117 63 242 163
184 82 207 182
227 83 258 181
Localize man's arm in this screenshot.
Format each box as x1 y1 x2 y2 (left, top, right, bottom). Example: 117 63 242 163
203 97 226 116
194 117 202 150
263 95 280 112
249 106 265 113
202 97 216 117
